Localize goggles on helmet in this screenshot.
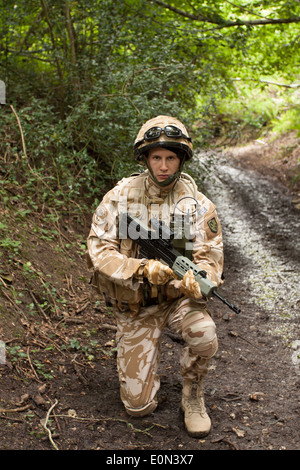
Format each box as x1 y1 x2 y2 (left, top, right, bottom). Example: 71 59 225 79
135 125 192 148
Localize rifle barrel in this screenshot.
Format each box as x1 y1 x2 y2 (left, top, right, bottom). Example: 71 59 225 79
213 290 241 314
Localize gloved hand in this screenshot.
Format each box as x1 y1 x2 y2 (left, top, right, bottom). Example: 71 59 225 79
180 270 202 300
143 259 175 285
165 279 183 299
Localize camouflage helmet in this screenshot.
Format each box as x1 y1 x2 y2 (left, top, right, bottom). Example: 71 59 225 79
134 115 193 162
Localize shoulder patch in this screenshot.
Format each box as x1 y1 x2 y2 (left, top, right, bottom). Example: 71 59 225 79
207 217 218 233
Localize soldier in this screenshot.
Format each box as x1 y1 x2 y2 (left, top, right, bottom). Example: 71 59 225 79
87 115 223 437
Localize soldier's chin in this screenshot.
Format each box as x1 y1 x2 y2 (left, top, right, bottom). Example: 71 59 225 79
158 174 174 183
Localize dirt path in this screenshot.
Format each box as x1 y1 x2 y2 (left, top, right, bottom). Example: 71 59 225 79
0 152 299 453
202 152 300 345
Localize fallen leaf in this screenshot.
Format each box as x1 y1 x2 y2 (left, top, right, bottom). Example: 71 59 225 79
68 409 77 417
232 427 245 438
249 392 266 401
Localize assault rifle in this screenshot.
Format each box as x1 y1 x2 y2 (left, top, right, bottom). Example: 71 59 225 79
119 213 241 314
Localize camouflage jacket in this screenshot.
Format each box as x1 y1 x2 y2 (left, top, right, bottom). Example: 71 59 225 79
87 171 223 313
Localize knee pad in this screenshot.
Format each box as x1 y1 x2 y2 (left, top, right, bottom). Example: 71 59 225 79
120 383 158 417
182 310 218 358
124 399 157 417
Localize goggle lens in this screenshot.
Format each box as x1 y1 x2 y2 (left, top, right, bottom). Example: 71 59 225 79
144 126 161 139
144 125 191 142
164 125 182 137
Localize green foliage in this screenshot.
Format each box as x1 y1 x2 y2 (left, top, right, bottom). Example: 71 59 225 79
270 89 300 135
272 108 300 135
193 78 300 145
0 0 299 201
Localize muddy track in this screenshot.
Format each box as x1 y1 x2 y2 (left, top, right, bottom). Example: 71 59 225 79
201 153 300 347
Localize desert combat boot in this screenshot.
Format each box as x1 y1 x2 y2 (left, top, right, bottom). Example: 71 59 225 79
181 378 211 437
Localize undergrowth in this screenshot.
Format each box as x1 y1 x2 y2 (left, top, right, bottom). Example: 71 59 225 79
195 80 300 147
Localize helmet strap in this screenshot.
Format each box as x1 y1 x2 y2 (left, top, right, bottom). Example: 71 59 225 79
142 155 186 188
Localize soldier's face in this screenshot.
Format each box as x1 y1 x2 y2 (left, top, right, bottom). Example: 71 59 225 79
147 148 180 185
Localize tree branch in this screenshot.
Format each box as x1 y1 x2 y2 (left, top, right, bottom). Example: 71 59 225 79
40 0 64 82
150 0 300 28
40 0 66 116
64 1 77 68
233 78 300 88
64 0 80 90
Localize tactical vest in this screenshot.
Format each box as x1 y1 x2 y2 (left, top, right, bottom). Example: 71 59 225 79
89 171 200 313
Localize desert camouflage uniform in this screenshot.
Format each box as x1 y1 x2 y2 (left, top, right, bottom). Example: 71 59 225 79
87 170 223 416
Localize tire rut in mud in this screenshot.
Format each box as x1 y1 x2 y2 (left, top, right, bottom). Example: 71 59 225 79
200 153 300 346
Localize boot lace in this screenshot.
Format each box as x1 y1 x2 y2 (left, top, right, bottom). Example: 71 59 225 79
185 383 207 417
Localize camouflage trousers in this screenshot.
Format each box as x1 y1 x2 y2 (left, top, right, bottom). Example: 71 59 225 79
114 296 218 416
